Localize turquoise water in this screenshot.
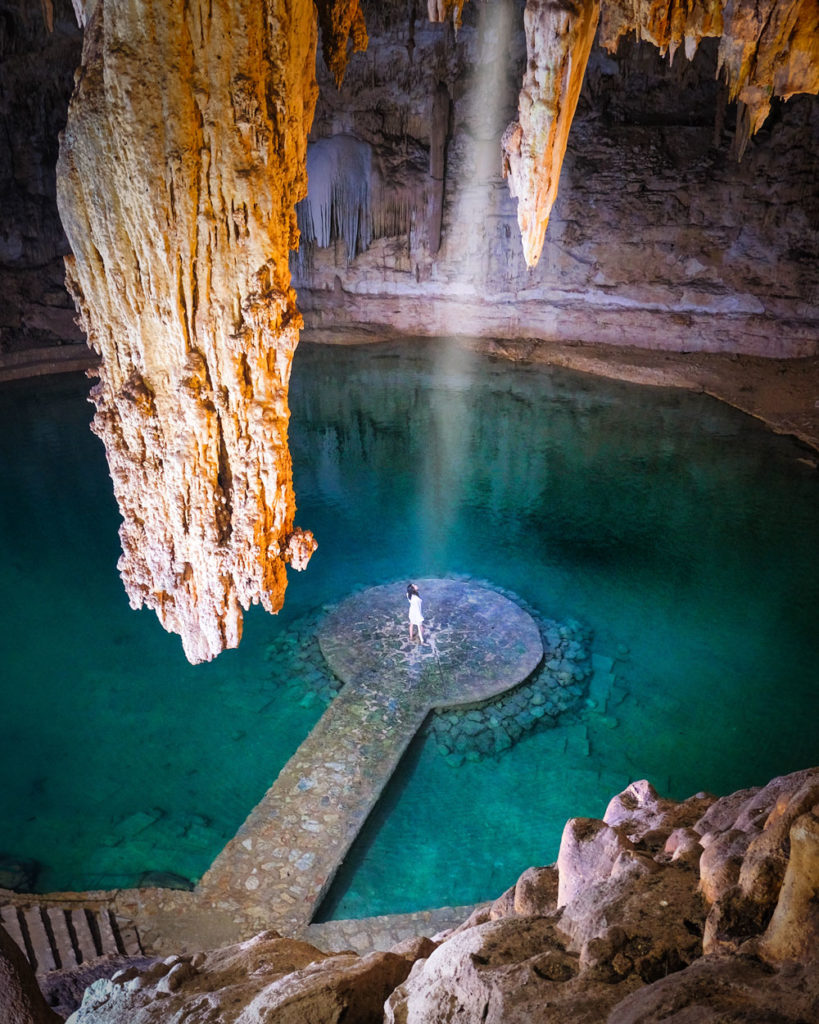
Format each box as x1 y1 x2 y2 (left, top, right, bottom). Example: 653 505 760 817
1 339 817 914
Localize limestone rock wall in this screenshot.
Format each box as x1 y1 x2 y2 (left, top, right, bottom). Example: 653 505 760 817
293 0 819 356
0 0 82 353
56 0 319 663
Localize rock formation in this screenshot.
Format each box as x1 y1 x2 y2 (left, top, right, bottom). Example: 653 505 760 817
507 0 819 266
294 2 819 356
314 0 368 87
0 924 62 1024
502 0 601 268
384 769 819 1022
56 0 321 662
11 768 813 1023
66 931 417 1024
427 0 468 30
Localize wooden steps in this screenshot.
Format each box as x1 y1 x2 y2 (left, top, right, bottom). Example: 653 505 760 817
0 903 141 975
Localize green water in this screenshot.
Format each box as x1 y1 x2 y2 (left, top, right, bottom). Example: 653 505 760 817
1 339 817 915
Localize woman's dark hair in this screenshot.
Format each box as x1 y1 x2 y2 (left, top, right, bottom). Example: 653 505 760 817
407 583 418 598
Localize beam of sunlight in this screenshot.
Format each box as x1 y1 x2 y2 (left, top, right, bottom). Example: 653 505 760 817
420 1 518 564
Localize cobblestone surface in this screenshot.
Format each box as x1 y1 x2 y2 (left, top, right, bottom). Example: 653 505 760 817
5 581 549 955
304 902 486 954
197 580 542 936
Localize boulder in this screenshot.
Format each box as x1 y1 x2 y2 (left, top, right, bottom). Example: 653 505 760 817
694 786 761 841
737 777 819 906
605 782 715 844
556 817 647 909
606 953 819 1024
0 924 62 1024
513 866 559 917
698 829 749 905
754 811 819 965
66 931 414 1024
488 885 516 921
388 935 437 961
701 886 773 956
384 915 633 1024
558 862 705 973
664 827 702 867
41 955 157 1020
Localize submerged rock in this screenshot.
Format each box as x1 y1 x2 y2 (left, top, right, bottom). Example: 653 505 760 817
427 601 595 763
0 855 39 893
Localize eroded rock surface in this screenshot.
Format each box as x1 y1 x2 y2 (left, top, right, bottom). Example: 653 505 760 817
294 1 819 356
56 0 320 662
387 768 819 1022
0 924 61 1024
66 931 415 1024
502 0 601 268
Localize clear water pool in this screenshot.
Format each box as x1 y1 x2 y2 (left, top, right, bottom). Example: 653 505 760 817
1 338 817 916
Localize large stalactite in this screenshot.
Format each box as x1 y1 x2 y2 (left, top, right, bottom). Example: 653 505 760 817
501 0 601 270
56 0 329 663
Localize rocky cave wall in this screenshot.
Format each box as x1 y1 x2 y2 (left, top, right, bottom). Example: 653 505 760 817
0 0 82 354
5 768 818 1023
294 0 819 356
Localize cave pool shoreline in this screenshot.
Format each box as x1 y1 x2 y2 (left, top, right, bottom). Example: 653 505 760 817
2 331 817 455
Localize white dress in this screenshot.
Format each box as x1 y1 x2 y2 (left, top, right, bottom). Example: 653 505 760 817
408 593 424 625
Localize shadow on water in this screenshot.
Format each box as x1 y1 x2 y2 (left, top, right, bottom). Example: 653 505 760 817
313 721 429 923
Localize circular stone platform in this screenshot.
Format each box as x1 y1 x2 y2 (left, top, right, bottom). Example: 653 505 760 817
318 578 543 709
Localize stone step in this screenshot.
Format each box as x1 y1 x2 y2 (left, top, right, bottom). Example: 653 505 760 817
22 907 57 973
588 652 617 712
0 903 142 974
0 903 28 957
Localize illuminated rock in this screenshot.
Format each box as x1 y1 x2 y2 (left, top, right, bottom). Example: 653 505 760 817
756 811 819 964
56 0 321 662
501 0 601 269
505 0 819 266
599 0 819 159
427 0 468 30
314 0 368 87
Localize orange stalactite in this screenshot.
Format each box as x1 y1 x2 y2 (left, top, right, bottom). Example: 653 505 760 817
314 0 369 87
56 0 326 662
427 0 469 30
502 0 601 269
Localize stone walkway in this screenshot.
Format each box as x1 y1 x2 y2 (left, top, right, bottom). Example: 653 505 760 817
196 580 542 936
303 902 487 955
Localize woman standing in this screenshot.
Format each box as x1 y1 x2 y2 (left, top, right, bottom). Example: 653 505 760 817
407 583 424 643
